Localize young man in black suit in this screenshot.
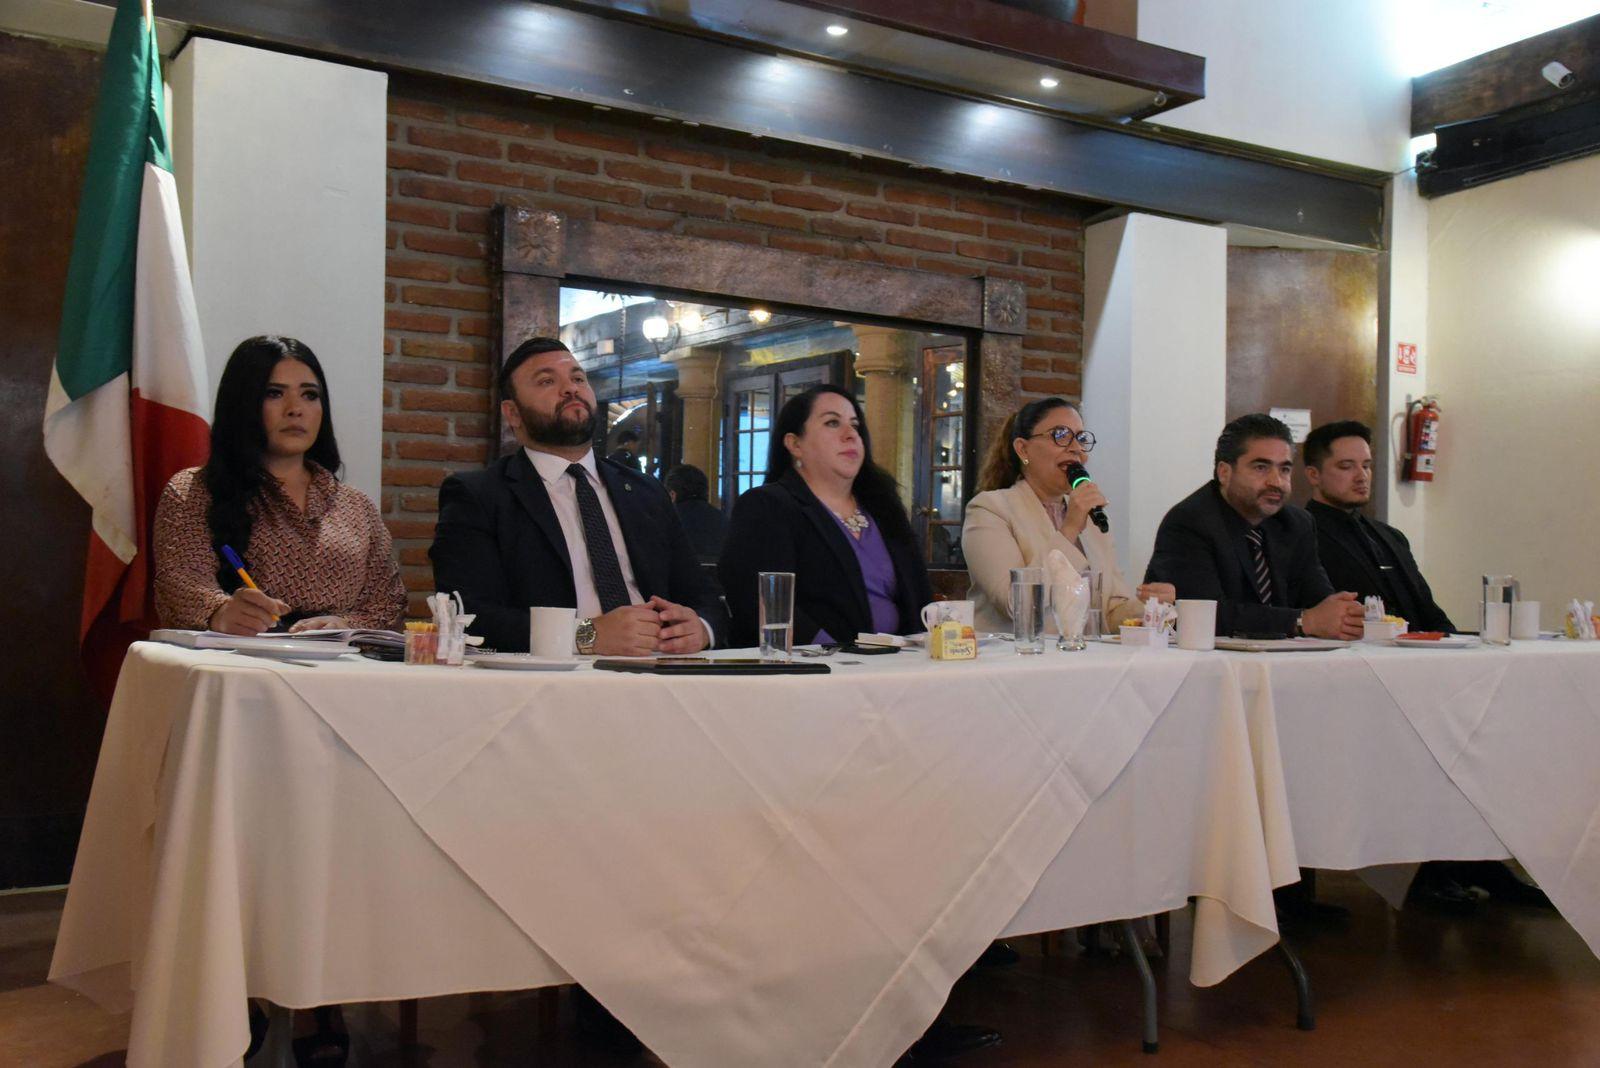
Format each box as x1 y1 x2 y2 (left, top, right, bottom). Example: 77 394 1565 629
1303 420 1550 912
1145 413 1365 640
430 337 726 656
1302 420 1455 633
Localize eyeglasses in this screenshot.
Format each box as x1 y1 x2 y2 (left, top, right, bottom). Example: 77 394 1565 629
1028 427 1096 451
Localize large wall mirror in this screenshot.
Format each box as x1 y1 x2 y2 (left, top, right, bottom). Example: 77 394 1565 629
498 208 1027 569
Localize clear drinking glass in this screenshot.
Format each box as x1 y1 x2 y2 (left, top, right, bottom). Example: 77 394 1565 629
1481 574 1518 645
1053 571 1102 651
1054 575 1090 651
1082 570 1103 643
1010 567 1046 654
757 571 795 661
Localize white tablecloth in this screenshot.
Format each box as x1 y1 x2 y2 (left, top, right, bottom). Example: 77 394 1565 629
1239 641 1600 953
50 642 1296 1068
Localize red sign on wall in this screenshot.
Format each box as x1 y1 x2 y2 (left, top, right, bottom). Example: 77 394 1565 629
1396 343 1418 375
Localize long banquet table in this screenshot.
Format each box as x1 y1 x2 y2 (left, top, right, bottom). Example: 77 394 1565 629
51 641 1299 1067
48 638 1600 1067
1243 640 1600 939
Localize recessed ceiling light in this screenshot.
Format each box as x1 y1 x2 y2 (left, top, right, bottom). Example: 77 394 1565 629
826 24 849 37
1039 76 1059 89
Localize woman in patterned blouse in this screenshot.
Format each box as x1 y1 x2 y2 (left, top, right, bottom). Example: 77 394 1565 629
154 335 406 636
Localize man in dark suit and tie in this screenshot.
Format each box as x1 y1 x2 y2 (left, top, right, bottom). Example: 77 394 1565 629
1302 420 1551 912
430 336 726 656
1146 413 1365 640
1302 420 1455 632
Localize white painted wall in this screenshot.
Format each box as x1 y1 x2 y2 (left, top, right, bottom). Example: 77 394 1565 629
1422 154 1600 631
1083 214 1229 584
168 39 388 502
1378 171 1431 557
1133 0 1411 172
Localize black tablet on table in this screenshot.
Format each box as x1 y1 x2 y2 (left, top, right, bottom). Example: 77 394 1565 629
594 658 830 675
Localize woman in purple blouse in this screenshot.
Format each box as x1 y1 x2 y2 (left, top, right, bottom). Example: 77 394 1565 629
720 385 933 647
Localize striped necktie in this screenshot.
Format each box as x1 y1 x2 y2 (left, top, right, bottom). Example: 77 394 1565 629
1245 527 1274 605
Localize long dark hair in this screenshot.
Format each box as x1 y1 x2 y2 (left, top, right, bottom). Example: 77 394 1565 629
977 396 1079 492
765 384 915 547
204 336 341 590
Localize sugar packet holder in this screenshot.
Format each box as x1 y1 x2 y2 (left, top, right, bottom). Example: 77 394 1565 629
929 621 978 660
408 591 477 665
1141 595 1176 632
1564 598 1598 640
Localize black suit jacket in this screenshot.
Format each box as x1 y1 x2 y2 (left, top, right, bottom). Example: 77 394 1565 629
718 471 933 647
1145 482 1335 638
430 450 727 652
1306 499 1455 632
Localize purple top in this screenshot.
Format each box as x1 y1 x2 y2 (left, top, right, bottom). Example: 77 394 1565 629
815 514 901 644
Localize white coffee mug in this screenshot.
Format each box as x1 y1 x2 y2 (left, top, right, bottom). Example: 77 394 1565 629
920 599 975 630
1175 599 1218 651
529 606 578 657
1512 600 1541 640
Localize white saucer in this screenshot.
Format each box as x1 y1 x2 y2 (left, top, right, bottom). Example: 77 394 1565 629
471 653 582 671
229 640 356 660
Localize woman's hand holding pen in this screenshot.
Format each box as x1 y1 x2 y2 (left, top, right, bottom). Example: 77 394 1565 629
210 588 292 635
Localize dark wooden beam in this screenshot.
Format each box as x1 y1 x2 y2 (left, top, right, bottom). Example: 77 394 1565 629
1412 13 1600 135
128 0 1385 247
786 0 1205 105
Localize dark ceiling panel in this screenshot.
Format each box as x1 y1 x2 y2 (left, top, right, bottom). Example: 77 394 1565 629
126 0 1385 247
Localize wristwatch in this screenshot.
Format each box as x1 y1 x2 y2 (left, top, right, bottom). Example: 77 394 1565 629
1294 613 1306 637
575 617 597 655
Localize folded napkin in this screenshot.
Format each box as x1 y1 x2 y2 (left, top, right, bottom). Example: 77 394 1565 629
1046 549 1089 638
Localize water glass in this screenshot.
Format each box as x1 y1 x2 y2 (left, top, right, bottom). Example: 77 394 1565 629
1010 567 1046 655
1054 575 1091 651
1081 570 1103 643
1480 574 1518 646
757 571 795 661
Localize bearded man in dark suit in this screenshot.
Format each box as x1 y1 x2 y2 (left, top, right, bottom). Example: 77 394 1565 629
430 337 725 656
1145 413 1365 640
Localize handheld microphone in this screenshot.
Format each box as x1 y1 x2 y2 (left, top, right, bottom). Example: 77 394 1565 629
1066 461 1109 533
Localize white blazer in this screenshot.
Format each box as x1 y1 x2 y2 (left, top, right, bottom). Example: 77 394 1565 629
961 481 1141 634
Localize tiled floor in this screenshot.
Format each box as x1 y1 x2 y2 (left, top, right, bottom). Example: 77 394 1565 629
4 872 1599 1066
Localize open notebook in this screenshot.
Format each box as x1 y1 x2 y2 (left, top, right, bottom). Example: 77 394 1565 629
152 628 405 650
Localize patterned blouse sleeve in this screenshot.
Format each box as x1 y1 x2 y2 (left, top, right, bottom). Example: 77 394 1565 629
153 470 231 630
344 492 408 631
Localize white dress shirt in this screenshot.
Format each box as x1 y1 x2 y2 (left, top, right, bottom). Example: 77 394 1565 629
524 447 713 647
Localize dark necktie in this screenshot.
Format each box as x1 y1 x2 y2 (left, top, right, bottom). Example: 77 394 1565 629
567 463 630 613
1355 516 1392 571
1245 527 1274 605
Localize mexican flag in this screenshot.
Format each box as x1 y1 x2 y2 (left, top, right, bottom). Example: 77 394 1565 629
43 0 209 686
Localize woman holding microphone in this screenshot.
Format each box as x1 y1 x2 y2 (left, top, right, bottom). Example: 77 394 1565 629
962 396 1171 635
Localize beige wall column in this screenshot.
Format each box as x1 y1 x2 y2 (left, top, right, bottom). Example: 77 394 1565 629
673 345 722 503
852 326 915 495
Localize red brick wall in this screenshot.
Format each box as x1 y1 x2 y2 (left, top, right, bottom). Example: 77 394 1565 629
382 80 1086 608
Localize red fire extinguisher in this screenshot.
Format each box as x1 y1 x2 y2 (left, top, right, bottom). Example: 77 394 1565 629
1403 396 1442 482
